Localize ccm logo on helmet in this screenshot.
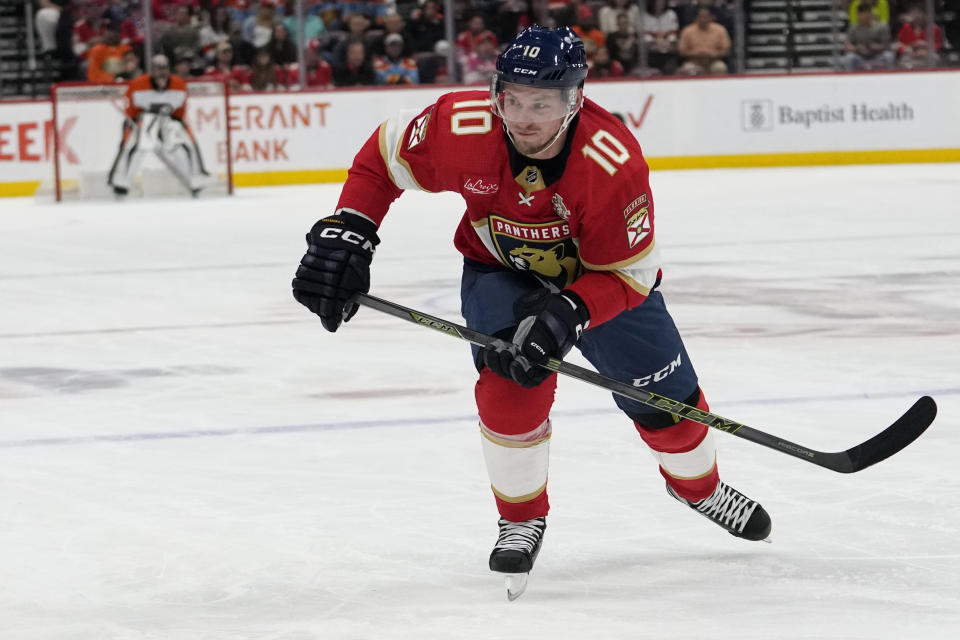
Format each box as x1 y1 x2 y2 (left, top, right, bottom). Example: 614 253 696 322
512 67 537 74
318 227 377 253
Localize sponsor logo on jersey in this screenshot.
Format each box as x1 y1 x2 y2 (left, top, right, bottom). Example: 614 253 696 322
625 204 651 249
524 168 539 184
551 193 571 220
488 214 579 289
463 177 499 195
406 110 432 149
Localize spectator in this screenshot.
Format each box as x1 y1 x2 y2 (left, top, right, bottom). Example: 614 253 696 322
839 4 894 70
86 21 131 83
599 0 642 35
114 49 143 81
406 0 447 53
332 12 371 66
55 0 80 80
200 4 236 61
848 0 890 26
36 0 61 55
333 38 376 86
266 21 298 65
117 2 144 51
303 38 334 88
204 40 247 90
242 1 277 59
161 4 202 65
102 0 128 25
510 0 555 38
676 5 730 75
374 33 419 85
642 0 679 74
588 45 625 77
460 31 499 84
897 4 943 68
607 11 641 73
73 0 106 62
573 4 607 49
280 0 325 44
456 14 499 58
247 48 282 90
173 54 193 79
371 10 410 56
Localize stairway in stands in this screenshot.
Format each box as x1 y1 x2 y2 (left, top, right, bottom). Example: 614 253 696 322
0 0 58 99
746 0 848 73
0 0 27 97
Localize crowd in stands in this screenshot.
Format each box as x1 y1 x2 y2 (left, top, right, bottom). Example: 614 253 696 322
840 1 948 71
27 0 959 92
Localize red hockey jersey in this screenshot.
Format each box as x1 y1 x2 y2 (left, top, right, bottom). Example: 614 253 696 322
337 89 661 326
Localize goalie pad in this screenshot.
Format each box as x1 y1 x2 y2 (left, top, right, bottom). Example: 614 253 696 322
107 113 211 194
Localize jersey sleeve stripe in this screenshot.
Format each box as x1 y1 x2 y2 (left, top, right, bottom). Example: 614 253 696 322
579 238 657 271
377 122 399 188
582 241 661 295
379 110 432 192
612 270 653 296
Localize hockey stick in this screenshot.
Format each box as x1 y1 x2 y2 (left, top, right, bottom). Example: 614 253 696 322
353 292 936 474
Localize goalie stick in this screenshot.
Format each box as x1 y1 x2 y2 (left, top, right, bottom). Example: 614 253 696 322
353 292 936 474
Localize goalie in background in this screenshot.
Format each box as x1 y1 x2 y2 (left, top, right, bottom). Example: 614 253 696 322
107 55 211 197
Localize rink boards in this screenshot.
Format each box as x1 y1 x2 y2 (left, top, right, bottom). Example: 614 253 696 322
1 69 958 196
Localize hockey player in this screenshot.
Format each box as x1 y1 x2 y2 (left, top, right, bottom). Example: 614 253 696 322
107 55 210 197
292 26 771 598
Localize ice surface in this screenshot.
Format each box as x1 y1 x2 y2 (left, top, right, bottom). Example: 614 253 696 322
1 164 958 639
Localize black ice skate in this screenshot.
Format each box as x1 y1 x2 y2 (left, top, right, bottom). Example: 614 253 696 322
489 517 546 601
667 481 772 542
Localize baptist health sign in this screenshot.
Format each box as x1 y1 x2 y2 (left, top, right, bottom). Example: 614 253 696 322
743 99 915 131
583 70 960 164
1 70 958 196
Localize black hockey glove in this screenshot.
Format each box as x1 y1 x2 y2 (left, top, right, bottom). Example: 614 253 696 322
292 211 380 332
482 288 590 388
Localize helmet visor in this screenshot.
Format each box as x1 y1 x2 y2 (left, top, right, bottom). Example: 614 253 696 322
492 81 578 124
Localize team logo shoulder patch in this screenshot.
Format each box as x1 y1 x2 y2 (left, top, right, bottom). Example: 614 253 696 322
622 193 647 218
551 193 571 220
406 109 433 150
623 193 651 248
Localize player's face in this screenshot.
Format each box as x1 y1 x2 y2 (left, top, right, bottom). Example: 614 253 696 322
152 64 170 88
498 84 572 156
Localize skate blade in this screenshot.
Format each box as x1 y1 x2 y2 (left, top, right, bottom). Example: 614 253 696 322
504 573 529 601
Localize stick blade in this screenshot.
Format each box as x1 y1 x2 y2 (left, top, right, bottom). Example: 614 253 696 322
839 396 937 473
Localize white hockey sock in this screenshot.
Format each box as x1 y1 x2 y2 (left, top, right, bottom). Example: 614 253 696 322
479 418 551 504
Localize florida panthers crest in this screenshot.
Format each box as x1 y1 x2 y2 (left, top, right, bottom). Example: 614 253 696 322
488 214 580 289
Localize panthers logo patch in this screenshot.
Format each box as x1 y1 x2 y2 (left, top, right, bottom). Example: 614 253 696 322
488 214 579 289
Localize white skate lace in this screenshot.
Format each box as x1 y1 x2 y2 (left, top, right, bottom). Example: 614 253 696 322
694 483 758 533
494 518 545 552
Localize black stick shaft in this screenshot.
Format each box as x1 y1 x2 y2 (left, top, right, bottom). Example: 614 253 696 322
353 293 935 473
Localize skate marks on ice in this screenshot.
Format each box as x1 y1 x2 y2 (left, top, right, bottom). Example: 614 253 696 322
662 271 960 340
0 365 240 397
